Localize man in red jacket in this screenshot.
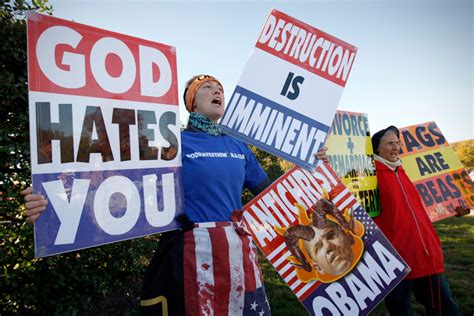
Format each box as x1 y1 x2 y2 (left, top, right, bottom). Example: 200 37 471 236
372 125 460 316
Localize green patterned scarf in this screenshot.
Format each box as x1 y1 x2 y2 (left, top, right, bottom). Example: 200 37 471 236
187 112 222 136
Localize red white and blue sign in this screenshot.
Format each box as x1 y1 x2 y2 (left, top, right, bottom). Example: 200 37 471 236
27 13 183 257
221 9 358 170
240 164 410 315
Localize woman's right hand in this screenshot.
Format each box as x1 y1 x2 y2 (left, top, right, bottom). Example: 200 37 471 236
315 146 329 163
21 187 48 224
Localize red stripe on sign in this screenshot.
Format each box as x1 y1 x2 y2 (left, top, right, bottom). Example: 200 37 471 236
287 274 299 289
183 230 199 315
318 163 339 186
293 281 306 296
299 282 319 301
323 162 342 184
209 227 231 315
279 263 295 281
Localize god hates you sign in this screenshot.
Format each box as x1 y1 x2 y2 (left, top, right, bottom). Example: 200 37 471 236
240 164 409 315
27 13 183 257
221 9 357 170
398 122 473 221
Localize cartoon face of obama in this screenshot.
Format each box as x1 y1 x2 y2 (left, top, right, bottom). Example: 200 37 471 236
283 198 356 277
304 221 354 275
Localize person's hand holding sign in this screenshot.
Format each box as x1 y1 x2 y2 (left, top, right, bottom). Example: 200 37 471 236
455 206 470 217
21 187 48 224
315 146 329 163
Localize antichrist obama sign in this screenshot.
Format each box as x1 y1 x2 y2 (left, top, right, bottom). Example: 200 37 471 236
27 12 183 257
239 164 409 315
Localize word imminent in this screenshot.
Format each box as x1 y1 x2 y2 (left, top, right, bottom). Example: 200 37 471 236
222 90 327 166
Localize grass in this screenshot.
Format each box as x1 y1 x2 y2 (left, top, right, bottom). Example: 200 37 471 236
261 215 474 315
86 215 473 315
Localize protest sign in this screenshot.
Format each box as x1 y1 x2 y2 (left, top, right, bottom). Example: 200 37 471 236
220 9 357 170
399 122 473 221
27 12 183 257
240 164 409 315
326 111 379 217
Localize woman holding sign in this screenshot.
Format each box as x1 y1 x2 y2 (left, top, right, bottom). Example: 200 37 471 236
371 126 460 316
23 74 329 315
140 74 274 315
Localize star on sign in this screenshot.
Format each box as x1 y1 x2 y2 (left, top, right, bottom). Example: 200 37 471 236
250 301 258 311
259 309 265 316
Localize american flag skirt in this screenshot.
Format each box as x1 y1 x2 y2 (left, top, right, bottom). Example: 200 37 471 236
140 222 271 316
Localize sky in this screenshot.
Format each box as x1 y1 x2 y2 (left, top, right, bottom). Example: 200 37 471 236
46 0 473 142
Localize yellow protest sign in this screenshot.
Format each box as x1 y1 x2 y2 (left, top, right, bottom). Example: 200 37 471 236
399 122 473 221
326 111 379 217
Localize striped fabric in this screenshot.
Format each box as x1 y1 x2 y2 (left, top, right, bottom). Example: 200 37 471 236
184 222 270 315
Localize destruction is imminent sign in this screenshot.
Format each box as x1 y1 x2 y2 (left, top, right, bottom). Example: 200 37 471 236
221 9 357 170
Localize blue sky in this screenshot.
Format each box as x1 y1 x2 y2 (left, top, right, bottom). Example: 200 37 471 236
47 0 473 142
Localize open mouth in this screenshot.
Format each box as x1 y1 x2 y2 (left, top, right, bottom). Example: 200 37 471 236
212 97 222 106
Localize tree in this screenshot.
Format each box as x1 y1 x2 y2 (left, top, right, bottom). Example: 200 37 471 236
0 0 38 219
452 140 474 171
1 0 50 309
241 146 288 204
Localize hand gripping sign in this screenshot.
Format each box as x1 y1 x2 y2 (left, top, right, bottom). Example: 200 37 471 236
238 164 409 315
398 122 473 221
220 9 357 170
27 13 183 257
326 111 380 217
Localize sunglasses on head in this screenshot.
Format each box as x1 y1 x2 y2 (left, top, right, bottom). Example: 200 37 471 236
185 75 212 90
197 75 212 81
